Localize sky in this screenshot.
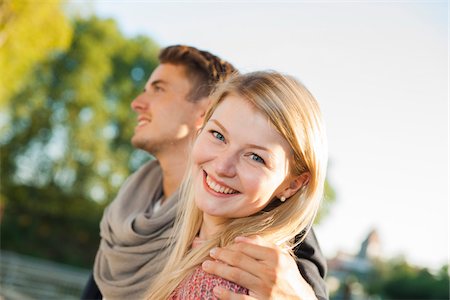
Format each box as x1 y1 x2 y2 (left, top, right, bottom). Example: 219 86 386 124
86 1 448 269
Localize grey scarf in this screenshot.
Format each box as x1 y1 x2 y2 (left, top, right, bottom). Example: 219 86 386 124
93 160 179 300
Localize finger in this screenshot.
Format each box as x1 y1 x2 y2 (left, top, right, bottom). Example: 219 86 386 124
235 235 284 251
235 235 270 246
213 286 255 300
202 260 261 291
227 237 280 262
209 247 263 276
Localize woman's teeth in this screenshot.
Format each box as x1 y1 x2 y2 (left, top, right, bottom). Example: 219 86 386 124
206 175 237 194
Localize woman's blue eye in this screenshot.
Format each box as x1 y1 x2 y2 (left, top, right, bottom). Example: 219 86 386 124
212 131 225 142
250 153 265 164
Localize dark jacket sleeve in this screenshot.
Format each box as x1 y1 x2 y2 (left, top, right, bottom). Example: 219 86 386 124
294 228 329 300
80 272 102 300
80 231 328 300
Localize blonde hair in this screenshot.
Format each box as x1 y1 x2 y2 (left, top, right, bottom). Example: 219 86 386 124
146 71 328 299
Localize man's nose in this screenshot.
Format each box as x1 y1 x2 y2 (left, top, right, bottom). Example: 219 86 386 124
131 93 149 112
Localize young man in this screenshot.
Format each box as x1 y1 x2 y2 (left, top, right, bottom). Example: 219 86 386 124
82 45 328 300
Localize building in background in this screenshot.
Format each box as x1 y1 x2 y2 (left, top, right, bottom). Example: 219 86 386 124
327 229 381 299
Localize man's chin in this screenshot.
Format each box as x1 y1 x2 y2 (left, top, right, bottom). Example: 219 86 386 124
131 136 150 150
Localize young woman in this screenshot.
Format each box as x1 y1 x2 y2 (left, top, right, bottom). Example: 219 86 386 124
146 71 328 299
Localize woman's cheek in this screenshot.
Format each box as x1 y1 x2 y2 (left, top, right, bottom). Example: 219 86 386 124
192 136 208 164
240 169 265 195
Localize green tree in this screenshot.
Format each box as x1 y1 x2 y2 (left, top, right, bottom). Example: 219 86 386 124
316 180 336 224
0 0 72 106
1 15 159 267
366 259 449 299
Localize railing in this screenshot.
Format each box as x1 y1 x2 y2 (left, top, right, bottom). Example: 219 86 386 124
0 250 89 300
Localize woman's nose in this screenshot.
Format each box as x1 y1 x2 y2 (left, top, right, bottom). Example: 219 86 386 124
214 151 237 178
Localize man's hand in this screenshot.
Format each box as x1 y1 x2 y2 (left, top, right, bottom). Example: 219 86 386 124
201 235 317 300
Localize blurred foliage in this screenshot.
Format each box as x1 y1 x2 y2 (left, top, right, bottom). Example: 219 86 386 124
315 180 336 224
1 5 159 267
0 0 72 107
0 2 335 269
365 258 449 299
329 258 449 300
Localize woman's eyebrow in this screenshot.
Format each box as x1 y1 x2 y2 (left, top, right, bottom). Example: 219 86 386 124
245 143 273 154
209 119 228 135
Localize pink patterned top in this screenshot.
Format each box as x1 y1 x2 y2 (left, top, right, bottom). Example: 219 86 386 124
169 237 249 299
169 265 248 299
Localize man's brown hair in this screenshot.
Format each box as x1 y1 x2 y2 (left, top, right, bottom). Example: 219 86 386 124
159 45 237 102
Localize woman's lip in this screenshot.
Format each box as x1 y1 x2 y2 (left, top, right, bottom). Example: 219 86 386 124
205 171 236 191
202 170 239 197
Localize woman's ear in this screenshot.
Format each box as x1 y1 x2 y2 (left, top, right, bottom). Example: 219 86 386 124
280 172 310 199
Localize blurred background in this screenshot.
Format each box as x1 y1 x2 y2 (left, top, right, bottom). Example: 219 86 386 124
0 1 448 299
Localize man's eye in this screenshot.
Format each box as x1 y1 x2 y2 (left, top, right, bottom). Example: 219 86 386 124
250 153 265 164
212 131 225 142
153 84 165 92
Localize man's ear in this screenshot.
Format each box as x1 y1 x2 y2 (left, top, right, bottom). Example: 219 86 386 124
194 97 211 128
280 172 310 199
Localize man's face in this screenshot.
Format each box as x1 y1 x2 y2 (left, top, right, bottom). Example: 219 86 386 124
131 63 202 155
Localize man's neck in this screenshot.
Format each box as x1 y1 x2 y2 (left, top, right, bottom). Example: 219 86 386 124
155 145 189 200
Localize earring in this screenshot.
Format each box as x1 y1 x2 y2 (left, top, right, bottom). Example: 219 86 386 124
280 196 286 202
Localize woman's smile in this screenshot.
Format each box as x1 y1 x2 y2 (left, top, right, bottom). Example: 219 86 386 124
204 170 239 195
